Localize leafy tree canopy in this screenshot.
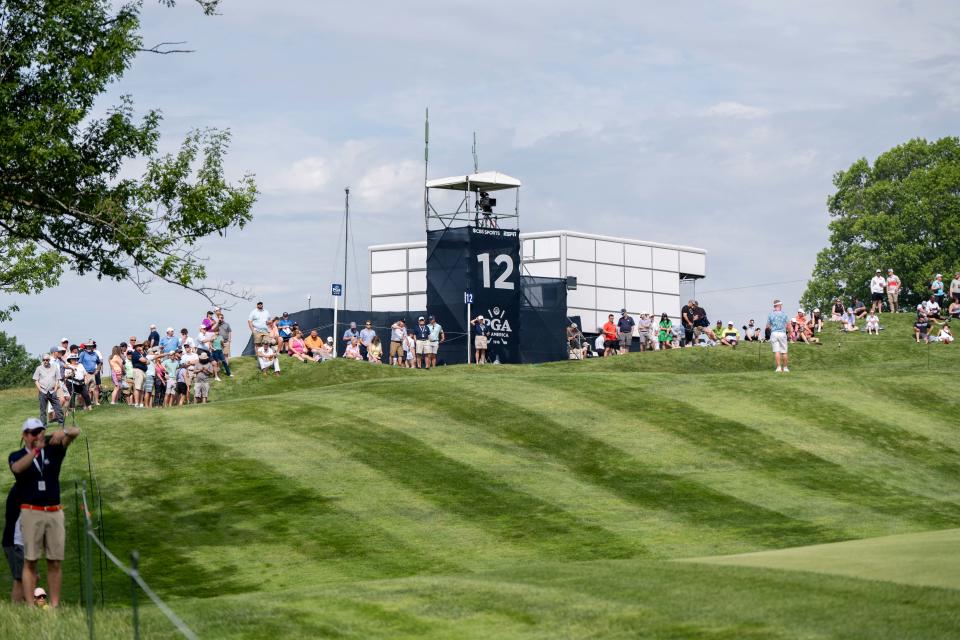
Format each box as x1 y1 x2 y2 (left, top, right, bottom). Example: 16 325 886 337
803 137 960 310
0 331 37 390
0 0 256 314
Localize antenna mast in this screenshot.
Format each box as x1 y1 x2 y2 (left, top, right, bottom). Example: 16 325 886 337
472 131 479 172
343 187 350 309
423 108 429 230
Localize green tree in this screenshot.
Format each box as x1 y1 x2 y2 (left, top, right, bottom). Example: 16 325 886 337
802 137 960 311
0 331 38 390
0 0 256 313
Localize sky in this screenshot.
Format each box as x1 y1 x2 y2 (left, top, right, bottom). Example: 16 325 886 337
7 0 960 354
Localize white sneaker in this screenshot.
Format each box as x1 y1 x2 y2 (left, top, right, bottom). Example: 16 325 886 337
775 367 783 373
783 367 790 372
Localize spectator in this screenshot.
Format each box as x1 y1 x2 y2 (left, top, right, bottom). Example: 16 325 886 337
277 312 294 353
869 269 886 314
3 485 24 603
811 307 823 333
256 339 281 375
951 272 960 305
842 308 858 332
64 353 91 410
681 300 696 347
359 321 377 360
886 269 902 313
403 330 416 367
426 315 444 368
287 330 310 363
193 353 214 403
720 321 740 347
935 321 954 344
33 354 64 427
567 323 587 360
670 322 683 348
142 351 157 410
742 319 760 342
368 336 383 363
831 297 845 321
931 273 946 304
657 313 673 350
599 314 617 356
201 310 217 333
914 314 930 343
412 317 431 368
247 301 271 350
129 345 148 408
108 346 124 405
146 324 161 349
712 320 724 342
949 298 960 320
303 330 323 358
159 327 179 354
767 299 790 372
216 312 232 362
617 309 635 354
178 328 194 351
343 321 360 357
162 351 179 408
635 313 653 351
122 349 134 405
319 337 335 362
593 329 605 356
921 295 942 319
210 330 231 379
472 315 490 364
865 312 880 335
77 344 100 407
344 336 363 361
852 298 867 319
388 320 405 366
180 344 199 398
175 362 188 406
9 417 81 607
691 302 709 340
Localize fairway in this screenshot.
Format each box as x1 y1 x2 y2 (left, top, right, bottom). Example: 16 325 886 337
2 316 959 638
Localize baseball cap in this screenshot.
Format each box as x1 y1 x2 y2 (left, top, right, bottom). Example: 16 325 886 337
33 587 47 598
282 312 289 316
875 269 881 273
256 300 263 304
428 315 435 320
79 343 86 349
620 308 627 313
22 418 44 432
418 316 425 321
326 336 334 343
727 320 733 325
166 327 174 332
150 323 157 329
571 322 578 328
773 299 782 305
67 354 78 360
60 337 68 343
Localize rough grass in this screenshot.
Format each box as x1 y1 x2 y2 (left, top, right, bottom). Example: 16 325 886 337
0 314 958 638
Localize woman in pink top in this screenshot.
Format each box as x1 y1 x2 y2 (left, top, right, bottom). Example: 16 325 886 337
287 330 310 363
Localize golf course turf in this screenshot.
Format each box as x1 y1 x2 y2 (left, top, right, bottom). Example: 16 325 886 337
1 314 958 638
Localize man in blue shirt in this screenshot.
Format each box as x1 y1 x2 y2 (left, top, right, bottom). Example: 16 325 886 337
766 298 790 372
277 312 294 352
159 327 180 354
413 317 431 369
77 344 100 406
358 321 377 361
426 315 444 369
616 309 635 354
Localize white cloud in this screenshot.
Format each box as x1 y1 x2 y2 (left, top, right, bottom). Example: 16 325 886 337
702 101 770 119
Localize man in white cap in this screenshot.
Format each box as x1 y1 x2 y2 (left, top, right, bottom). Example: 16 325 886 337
8 417 80 607
869 269 886 314
720 321 740 347
32 353 63 427
766 299 790 372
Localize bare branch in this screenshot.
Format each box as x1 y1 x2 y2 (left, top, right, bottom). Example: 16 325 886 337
138 41 195 55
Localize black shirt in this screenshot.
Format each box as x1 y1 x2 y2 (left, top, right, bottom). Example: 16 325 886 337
147 330 161 348
8 440 67 506
131 351 148 372
2 485 20 547
681 305 693 326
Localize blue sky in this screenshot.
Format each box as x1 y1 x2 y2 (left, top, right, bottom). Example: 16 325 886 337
8 0 960 353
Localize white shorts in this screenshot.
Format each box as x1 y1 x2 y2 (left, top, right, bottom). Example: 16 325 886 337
427 341 439 354
475 335 488 350
770 331 788 353
415 339 430 355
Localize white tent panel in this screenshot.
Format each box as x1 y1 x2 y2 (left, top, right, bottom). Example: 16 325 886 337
425 171 522 192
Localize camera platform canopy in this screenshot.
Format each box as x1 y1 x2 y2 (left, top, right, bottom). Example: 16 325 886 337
424 170 521 231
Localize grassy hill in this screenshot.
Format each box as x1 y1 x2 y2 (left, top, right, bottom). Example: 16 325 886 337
2 314 960 638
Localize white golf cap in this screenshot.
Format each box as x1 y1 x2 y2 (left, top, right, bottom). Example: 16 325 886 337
149 324 156 329
166 327 174 332
33 587 47 598
727 320 733 325
21 417 44 432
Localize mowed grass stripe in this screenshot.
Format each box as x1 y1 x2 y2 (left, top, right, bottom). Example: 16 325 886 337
408 379 839 549
309 406 638 560
540 375 960 529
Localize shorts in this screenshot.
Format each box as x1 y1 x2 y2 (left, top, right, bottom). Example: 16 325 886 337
20 508 65 561
770 331 788 354
390 341 403 358
166 380 177 395
194 381 210 399
253 331 269 346
887 290 900 303
222 340 231 356
475 335 488 350
618 332 632 349
871 292 884 302
133 369 145 391
143 375 155 393
176 381 188 395
4 544 23 581
111 370 122 387
428 341 439 354
415 339 430 355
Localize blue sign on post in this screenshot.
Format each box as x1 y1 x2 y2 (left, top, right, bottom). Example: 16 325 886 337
331 283 342 297
464 291 473 304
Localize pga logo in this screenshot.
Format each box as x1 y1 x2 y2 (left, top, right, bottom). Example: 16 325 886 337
486 306 513 333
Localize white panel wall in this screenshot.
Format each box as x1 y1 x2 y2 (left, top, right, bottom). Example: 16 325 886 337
653 293 680 317
371 249 407 272
567 285 596 309
679 251 706 276
566 260 595 286
524 261 561 278
624 244 652 268
534 237 561 260
408 270 427 293
408 293 427 310
596 264 624 289
522 239 535 259
625 290 654 315
625 267 653 291
595 240 624 265
652 270 680 294
408 247 427 270
652 248 679 272
568 308 595 329
371 295 407 311
567 236 595 261
597 287 625 312
371 271 407 295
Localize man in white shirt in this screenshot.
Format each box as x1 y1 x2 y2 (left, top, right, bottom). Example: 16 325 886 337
869 269 886 314
247 301 271 348
886 269 902 313
257 340 281 375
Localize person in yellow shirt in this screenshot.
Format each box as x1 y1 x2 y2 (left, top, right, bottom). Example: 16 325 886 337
720 321 740 348
303 330 324 359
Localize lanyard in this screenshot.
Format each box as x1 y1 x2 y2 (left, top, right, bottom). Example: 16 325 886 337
31 449 45 479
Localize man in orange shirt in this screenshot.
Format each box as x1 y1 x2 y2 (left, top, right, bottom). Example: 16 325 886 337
602 314 619 357
303 329 324 360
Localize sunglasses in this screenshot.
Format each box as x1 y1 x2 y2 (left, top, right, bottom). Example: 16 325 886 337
28 428 46 436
